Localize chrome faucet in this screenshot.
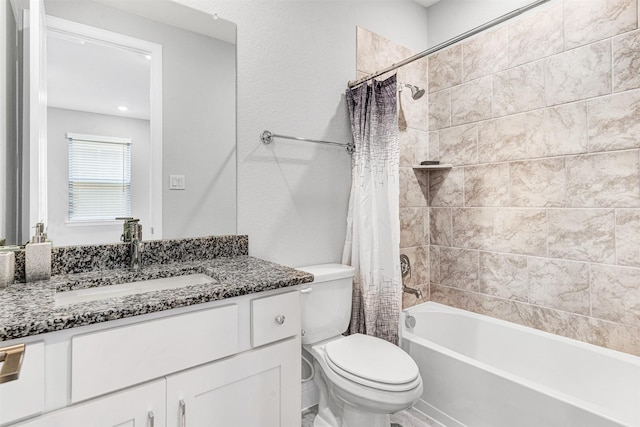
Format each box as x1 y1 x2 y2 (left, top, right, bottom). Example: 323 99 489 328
129 222 143 272
117 218 143 271
403 284 423 299
400 254 423 299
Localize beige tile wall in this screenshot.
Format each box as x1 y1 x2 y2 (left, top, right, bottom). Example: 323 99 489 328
426 0 640 356
357 0 640 356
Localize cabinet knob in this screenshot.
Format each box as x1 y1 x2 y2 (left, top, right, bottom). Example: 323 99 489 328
275 315 286 325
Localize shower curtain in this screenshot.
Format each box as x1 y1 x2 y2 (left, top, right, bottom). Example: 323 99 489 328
343 74 402 345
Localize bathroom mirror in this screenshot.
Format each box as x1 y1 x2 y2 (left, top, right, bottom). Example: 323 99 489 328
3 0 236 246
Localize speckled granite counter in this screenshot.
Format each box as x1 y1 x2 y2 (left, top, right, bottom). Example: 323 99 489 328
0 255 313 342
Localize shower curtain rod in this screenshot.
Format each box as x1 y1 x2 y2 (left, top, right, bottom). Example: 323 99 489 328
347 0 550 88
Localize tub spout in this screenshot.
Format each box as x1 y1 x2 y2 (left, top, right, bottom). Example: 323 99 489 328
403 284 422 299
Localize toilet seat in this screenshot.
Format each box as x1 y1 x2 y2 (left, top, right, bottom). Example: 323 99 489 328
324 334 421 392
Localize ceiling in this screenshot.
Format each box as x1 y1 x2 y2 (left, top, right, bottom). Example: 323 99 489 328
47 31 151 120
412 0 441 8
93 0 236 45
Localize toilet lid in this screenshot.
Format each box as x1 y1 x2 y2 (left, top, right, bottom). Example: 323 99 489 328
325 334 419 388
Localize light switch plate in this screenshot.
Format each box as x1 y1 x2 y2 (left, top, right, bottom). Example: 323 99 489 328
169 175 185 190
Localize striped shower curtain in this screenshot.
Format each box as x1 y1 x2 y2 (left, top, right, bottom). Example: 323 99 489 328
343 74 402 345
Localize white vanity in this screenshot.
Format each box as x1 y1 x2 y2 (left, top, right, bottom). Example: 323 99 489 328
0 235 311 426
1 286 302 426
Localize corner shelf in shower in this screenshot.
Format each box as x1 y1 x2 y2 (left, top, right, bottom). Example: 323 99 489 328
412 164 453 170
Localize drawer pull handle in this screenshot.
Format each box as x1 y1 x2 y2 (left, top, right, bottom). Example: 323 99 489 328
275 315 286 325
148 410 155 427
179 399 186 427
301 287 312 294
0 344 25 384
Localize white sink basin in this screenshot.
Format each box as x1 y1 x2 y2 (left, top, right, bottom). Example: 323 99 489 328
54 273 215 306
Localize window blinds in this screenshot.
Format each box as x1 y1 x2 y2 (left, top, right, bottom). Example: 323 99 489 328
67 133 132 222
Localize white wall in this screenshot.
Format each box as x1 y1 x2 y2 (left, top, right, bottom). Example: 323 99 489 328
160 31 235 240
426 0 532 46
47 107 151 246
173 0 429 267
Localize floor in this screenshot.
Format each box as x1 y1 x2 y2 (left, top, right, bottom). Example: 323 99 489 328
301 405 444 427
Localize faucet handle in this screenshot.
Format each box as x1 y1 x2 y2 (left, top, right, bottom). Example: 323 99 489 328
116 217 139 242
130 221 142 241
400 254 411 279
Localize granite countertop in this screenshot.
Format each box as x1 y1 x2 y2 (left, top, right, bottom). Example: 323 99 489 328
0 256 313 342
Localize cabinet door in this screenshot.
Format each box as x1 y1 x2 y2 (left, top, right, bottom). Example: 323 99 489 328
167 336 300 427
13 379 165 427
0 342 45 425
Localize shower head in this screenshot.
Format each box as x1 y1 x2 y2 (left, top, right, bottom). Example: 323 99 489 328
405 83 425 100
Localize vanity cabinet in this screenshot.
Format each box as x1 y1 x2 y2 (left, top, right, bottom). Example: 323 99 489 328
0 342 45 424
2 288 301 427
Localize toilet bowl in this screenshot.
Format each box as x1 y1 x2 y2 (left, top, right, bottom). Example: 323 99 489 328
298 264 423 427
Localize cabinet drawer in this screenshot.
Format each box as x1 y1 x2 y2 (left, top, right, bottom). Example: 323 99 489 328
251 291 300 347
71 305 238 403
0 341 44 425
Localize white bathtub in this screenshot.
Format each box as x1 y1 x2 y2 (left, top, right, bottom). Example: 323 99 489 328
400 302 640 427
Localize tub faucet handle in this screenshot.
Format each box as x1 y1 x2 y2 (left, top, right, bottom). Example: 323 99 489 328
400 254 411 279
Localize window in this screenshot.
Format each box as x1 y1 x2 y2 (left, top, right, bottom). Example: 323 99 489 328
67 133 132 222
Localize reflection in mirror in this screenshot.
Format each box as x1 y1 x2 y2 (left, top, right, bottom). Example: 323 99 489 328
3 0 237 246
46 14 162 246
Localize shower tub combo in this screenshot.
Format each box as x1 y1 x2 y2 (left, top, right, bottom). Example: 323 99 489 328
400 302 640 427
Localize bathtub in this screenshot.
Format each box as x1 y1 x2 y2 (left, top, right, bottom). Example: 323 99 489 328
400 302 640 427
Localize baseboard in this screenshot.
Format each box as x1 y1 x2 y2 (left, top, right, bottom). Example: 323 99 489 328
301 380 319 411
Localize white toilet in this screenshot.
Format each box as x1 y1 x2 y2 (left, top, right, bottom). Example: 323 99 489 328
298 264 423 427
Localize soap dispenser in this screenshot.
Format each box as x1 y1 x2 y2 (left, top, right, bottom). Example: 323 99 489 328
25 222 51 282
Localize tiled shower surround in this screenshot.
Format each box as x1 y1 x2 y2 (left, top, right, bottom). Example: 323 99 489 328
358 0 640 355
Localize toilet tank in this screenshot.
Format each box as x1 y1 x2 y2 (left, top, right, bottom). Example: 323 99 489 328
296 264 355 345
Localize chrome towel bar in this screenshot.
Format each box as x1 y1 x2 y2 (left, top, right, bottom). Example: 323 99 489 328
261 130 354 154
